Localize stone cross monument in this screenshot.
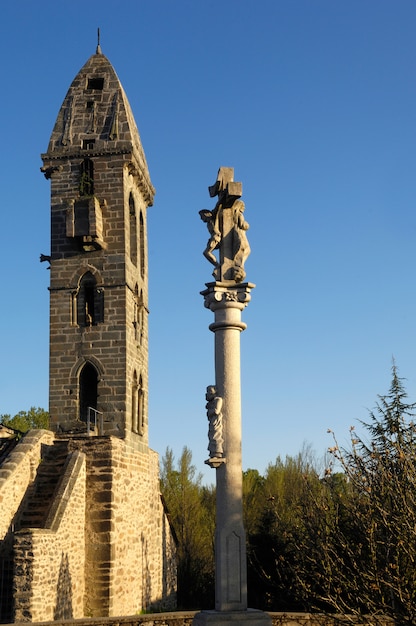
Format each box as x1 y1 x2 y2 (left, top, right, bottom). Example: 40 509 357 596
193 169 271 626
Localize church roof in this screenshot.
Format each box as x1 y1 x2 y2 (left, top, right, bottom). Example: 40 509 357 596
43 48 154 202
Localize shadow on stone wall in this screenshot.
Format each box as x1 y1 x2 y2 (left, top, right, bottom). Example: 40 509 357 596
0 553 13 623
1 475 37 623
54 552 73 620
141 534 152 611
13 534 35 622
162 514 168 602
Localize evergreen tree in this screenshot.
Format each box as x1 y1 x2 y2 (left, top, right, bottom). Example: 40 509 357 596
299 364 416 624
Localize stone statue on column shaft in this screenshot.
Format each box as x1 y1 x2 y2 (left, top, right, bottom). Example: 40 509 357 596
199 167 250 283
204 385 225 468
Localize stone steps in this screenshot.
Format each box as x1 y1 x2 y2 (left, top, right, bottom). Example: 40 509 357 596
18 441 69 529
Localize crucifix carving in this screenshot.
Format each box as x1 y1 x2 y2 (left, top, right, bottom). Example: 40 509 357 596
199 167 250 283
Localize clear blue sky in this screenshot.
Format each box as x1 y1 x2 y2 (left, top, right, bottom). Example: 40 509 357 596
1 1 416 482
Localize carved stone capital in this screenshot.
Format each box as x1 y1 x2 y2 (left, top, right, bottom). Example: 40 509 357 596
201 282 255 313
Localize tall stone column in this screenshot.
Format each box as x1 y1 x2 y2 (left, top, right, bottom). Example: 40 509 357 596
202 282 253 611
193 169 271 626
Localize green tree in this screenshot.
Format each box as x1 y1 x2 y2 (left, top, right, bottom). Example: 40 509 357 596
297 364 416 624
244 448 322 611
160 446 215 608
0 407 49 433
243 468 265 537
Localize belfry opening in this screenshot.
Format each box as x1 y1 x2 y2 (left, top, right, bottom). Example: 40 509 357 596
79 362 98 423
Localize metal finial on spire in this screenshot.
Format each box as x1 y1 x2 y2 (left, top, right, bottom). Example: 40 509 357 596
96 27 102 54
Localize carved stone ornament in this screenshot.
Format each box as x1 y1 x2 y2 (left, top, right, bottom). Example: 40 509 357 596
204 385 226 468
201 282 254 312
200 167 251 283
40 164 63 179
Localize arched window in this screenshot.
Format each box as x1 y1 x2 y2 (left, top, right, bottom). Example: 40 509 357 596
139 211 145 279
79 362 98 423
138 374 144 435
133 284 139 343
79 158 94 196
138 289 144 346
132 372 144 435
76 272 104 326
129 192 137 265
137 376 144 435
132 371 138 433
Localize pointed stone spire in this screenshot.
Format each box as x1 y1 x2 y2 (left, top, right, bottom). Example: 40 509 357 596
42 47 154 206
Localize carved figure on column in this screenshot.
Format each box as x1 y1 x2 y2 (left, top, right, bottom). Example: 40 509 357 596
199 209 221 272
205 385 225 468
231 200 250 283
200 167 251 283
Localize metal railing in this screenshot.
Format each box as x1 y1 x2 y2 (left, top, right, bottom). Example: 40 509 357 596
87 407 104 435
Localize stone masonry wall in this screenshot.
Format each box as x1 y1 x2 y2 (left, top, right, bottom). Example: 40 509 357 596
65 436 114 617
65 436 177 617
13 450 86 622
110 441 176 615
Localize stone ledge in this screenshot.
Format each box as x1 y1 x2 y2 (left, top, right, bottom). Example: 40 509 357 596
193 609 271 626
5 612 394 626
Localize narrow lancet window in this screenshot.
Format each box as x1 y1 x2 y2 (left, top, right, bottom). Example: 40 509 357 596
138 375 144 435
132 372 144 435
139 211 145 279
76 272 104 326
129 193 137 265
79 362 98 423
132 371 138 433
79 159 94 196
133 284 139 343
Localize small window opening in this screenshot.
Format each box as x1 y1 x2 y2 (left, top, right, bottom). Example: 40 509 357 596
86 101 94 109
87 77 104 90
79 159 94 196
82 139 95 151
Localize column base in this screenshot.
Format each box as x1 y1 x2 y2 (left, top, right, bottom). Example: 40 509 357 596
193 609 272 626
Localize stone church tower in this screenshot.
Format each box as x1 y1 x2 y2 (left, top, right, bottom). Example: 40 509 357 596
43 42 153 446
0 44 176 622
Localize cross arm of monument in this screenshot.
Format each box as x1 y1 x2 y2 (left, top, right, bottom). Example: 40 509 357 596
208 166 242 204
